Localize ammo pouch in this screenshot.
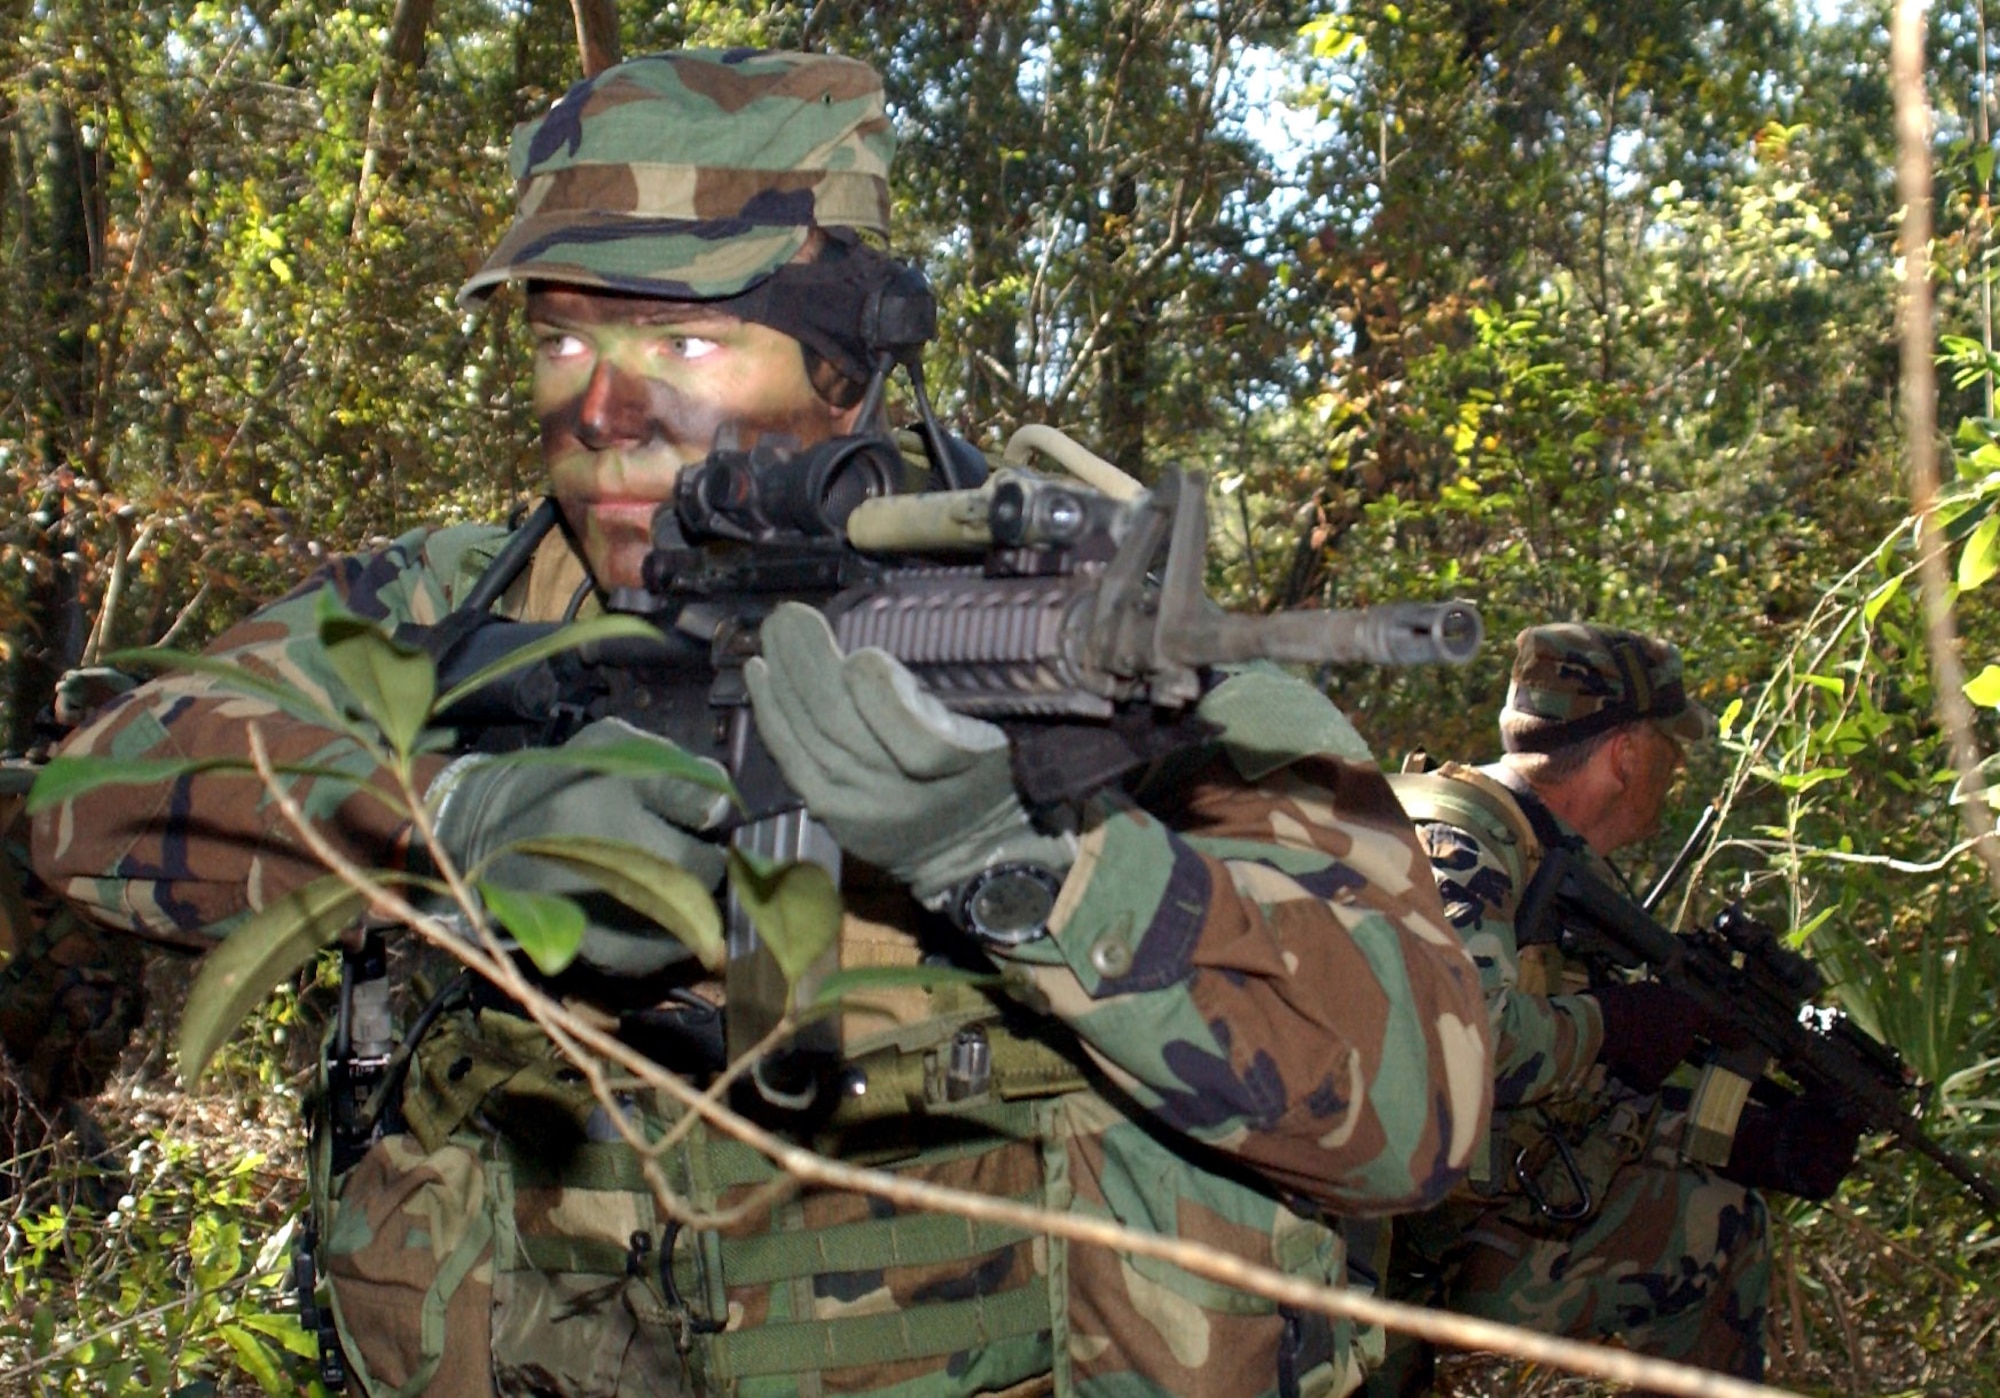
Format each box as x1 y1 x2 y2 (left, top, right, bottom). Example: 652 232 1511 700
311 996 1358 1398
316 1002 1078 1398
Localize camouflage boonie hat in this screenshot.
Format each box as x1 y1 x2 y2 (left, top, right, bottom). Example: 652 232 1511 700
459 50 894 306
1500 623 1716 754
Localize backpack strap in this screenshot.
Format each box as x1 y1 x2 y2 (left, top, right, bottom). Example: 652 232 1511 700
1390 761 1543 896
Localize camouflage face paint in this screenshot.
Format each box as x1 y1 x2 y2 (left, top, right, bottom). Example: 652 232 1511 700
527 283 849 590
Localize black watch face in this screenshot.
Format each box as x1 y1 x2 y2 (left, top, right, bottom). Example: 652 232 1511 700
966 867 1059 944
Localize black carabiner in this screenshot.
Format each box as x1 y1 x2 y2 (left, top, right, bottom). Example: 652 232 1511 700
1513 1130 1596 1222
659 1221 727 1341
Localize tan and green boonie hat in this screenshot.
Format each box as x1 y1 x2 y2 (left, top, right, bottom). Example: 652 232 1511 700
1499 623 1716 754
459 49 893 305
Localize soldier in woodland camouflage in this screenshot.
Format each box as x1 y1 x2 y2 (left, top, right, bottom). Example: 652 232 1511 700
35 51 1491 1397
1370 624 1860 1393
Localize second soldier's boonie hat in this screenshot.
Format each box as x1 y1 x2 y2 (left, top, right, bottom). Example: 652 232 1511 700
458 50 894 306
1500 623 1716 754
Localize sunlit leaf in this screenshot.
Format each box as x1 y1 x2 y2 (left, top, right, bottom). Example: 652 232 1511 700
1717 697 1744 741
1863 574 1904 625
1965 665 2000 708
180 875 366 1081
501 835 725 970
1958 513 2000 591
215 1322 287 1395
230 1312 320 1362
480 882 585 975
317 593 436 757
727 848 843 991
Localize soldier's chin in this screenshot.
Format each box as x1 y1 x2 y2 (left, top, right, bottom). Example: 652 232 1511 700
593 541 651 593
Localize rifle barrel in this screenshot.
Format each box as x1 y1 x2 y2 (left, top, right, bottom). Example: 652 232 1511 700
1177 600 1484 669
1643 803 1720 914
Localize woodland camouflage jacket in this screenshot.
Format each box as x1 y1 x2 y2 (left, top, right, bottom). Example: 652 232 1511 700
1393 763 1609 1114
33 519 1492 1396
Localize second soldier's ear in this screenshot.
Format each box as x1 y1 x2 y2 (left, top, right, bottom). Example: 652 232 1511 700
1604 725 1647 793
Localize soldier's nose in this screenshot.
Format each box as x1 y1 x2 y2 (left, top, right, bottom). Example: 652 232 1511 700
575 360 653 450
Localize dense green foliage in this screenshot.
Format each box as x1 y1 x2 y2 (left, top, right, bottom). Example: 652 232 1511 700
7 0 2000 1392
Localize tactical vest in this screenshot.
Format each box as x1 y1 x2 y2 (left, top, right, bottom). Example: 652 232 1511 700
1388 763 1644 1222
1388 763 1583 998
294 522 1366 1398
1388 765 1727 1227
306 933 1357 1398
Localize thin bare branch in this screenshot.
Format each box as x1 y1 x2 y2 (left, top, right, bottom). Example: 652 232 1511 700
1893 0 2000 899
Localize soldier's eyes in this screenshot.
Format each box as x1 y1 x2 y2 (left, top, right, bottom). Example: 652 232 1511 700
535 332 590 361
669 335 721 360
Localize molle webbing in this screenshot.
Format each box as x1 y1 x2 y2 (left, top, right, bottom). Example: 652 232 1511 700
398 1005 1072 1394
663 1097 1061 1391
704 1284 1051 1383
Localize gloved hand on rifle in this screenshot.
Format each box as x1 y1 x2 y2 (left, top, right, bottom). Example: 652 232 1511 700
429 718 732 975
744 602 1075 912
1719 1093 1862 1201
1590 980 1737 1092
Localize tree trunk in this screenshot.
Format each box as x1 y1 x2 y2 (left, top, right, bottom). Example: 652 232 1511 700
962 6 1025 435
8 89 94 752
351 0 438 234
1098 166 1150 476
570 0 620 78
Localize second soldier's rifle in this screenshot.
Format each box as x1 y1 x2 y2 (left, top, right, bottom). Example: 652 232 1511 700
1516 833 2000 1218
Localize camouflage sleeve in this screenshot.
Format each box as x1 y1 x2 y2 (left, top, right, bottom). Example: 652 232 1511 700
988 750 1493 1217
29 525 499 942
1412 820 1603 1108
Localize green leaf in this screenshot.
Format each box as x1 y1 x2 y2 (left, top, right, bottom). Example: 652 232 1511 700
433 614 666 714
26 754 376 815
502 835 725 970
1767 766 1849 793
448 737 740 807
809 962 1001 1010
180 875 366 1081
29 754 250 813
1862 573 1904 625
216 1322 288 1395
1965 664 2000 707
232 1311 321 1361
102 645 359 736
726 848 843 991
1959 513 2000 591
317 593 436 757
480 882 585 975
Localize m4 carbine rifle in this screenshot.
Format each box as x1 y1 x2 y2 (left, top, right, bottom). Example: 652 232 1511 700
417 430 1482 1102
1517 828 2000 1218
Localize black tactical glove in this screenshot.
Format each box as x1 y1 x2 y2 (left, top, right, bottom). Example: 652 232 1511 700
1719 1095 1862 1201
1589 980 1725 1092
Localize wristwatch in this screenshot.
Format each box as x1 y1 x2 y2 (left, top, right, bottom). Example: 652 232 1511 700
954 862 1067 946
